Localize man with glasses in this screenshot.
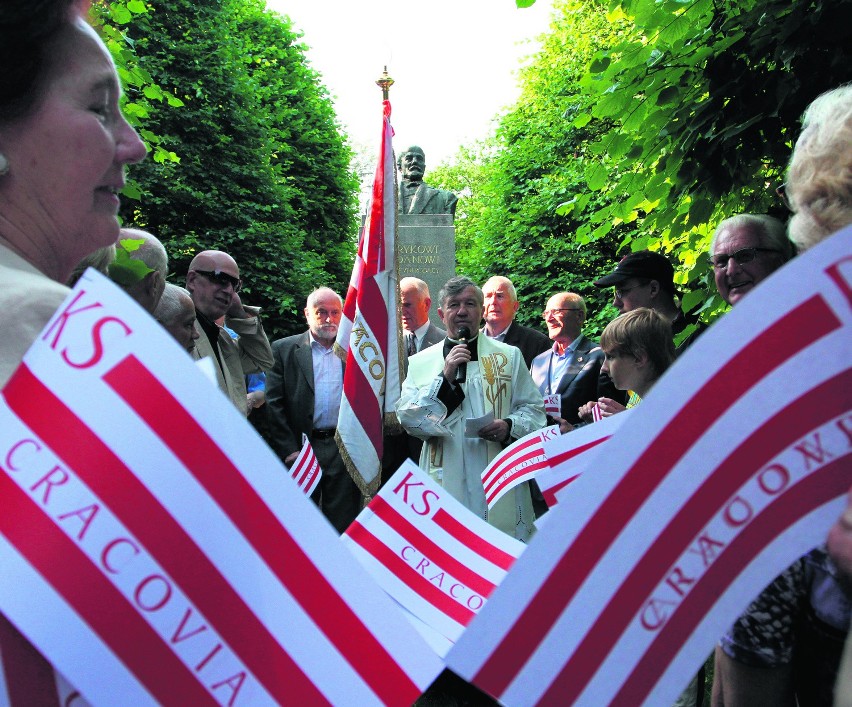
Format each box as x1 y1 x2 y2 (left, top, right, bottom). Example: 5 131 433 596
531 292 623 426
593 250 702 354
265 287 362 534
186 249 273 413
482 275 551 368
709 214 792 306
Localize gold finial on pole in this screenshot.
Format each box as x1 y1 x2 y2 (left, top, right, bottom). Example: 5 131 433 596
376 65 394 101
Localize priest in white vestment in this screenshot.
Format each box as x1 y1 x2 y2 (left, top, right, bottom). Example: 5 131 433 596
396 276 546 541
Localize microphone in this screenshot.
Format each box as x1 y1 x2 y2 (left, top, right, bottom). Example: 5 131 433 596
455 326 471 383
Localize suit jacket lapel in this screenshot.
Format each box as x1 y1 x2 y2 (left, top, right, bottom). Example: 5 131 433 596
556 335 592 394
296 331 315 392
412 183 435 214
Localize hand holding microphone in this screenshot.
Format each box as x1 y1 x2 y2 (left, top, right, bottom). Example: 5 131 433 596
443 325 472 384
455 326 471 383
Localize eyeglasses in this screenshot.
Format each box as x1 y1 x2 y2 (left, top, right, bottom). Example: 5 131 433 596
193 269 242 292
776 183 794 213
613 283 646 300
708 247 780 270
542 308 583 319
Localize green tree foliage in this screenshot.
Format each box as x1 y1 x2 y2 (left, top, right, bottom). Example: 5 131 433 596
517 0 851 324
114 0 358 337
430 0 629 335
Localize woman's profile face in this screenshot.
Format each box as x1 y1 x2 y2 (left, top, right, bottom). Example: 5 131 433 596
0 18 146 280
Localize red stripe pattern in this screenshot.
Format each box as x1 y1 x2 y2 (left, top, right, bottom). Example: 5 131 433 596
5 363 326 705
473 294 842 697
104 354 419 705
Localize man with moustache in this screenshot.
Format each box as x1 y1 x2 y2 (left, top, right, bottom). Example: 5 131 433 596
397 276 546 541
266 287 361 534
186 249 273 413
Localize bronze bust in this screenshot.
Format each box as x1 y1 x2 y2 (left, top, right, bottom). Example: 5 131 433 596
397 146 458 218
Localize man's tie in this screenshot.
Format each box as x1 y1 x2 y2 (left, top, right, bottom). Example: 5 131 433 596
407 332 417 356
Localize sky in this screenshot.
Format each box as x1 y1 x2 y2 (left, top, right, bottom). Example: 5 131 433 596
264 0 556 167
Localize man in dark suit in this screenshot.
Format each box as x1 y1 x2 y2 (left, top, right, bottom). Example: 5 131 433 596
530 292 624 425
400 276 445 356
381 277 446 486
482 276 551 368
265 287 361 533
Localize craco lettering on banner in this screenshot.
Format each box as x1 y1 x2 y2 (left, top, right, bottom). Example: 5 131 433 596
2 433 249 704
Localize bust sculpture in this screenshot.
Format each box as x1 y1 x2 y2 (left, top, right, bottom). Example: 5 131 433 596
397 146 458 218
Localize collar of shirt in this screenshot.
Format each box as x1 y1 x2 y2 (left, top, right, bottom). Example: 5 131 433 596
552 334 582 359
410 320 432 348
483 323 509 341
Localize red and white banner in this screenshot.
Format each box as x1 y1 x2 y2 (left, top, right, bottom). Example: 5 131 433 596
482 426 560 509
543 394 560 417
289 434 322 496
335 100 400 496
343 462 524 654
447 227 852 705
0 271 441 705
535 411 631 508
591 402 603 423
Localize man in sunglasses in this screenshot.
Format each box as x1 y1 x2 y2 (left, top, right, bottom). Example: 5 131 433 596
709 214 793 306
186 250 273 413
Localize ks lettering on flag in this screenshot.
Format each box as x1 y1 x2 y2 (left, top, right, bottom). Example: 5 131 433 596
343 462 524 654
447 227 852 706
481 426 560 509
335 99 401 497
0 270 442 705
543 394 560 417
289 434 322 496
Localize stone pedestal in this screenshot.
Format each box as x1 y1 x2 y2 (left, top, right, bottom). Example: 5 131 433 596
397 214 456 327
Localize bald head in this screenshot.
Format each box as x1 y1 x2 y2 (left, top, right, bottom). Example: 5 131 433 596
155 284 199 352
117 228 168 314
186 250 241 320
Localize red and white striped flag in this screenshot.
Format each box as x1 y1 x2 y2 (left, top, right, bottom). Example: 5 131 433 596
481 426 560 509
335 100 400 496
590 402 603 422
447 227 852 705
535 411 631 508
543 394 561 417
343 462 524 653
0 271 442 705
290 434 322 496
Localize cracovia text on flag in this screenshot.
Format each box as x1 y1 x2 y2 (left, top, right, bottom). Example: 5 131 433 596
335 99 401 496
447 227 852 706
0 270 442 706
481 426 560 509
343 461 524 650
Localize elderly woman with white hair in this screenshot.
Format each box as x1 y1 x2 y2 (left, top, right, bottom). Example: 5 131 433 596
783 84 852 251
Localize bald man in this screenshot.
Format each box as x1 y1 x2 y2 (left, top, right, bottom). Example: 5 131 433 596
186 250 273 413
116 228 168 314
154 283 200 353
